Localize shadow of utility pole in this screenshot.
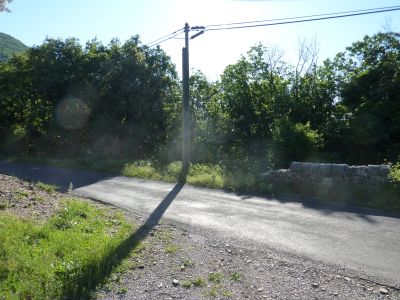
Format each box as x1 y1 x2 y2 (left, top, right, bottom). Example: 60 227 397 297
70 182 185 298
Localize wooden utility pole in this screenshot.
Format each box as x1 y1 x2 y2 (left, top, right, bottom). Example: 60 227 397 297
181 23 190 179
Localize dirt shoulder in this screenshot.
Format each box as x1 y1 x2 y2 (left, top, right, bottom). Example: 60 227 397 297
1 174 398 299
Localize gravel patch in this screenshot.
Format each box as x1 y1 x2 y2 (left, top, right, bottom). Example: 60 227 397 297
95 216 400 300
0 174 63 219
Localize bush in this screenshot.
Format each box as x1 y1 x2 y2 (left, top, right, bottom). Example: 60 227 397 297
270 118 322 168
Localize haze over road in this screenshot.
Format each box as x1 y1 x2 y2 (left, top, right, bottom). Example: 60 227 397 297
1 161 399 288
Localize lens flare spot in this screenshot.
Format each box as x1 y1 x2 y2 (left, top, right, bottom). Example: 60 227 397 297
56 97 90 130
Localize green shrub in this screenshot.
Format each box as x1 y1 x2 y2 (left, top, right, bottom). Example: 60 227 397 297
271 118 322 168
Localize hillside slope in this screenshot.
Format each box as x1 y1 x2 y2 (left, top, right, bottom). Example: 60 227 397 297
0 32 28 61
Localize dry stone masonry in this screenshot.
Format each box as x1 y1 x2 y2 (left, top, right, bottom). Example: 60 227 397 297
263 162 392 200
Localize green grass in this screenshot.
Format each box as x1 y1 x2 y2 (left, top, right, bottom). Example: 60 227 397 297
228 271 243 282
204 283 233 298
14 190 29 199
182 258 195 267
165 243 179 254
180 277 206 289
180 280 193 289
36 181 59 193
122 161 226 189
0 199 135 299
0 199 8 210
208 272 223 283
32 194 45 203
192 277 206 287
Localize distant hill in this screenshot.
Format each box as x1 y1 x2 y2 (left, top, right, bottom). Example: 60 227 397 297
0 32 28 62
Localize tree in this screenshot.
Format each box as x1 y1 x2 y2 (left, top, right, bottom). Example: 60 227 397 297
0 0 11 12
328 32 400 163
0 35 180 159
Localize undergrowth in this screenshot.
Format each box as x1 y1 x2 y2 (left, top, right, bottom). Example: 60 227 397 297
0 199 135 299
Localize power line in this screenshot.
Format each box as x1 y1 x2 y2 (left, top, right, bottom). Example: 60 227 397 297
205 5 400 28
146 31 185 48
205 6 400 32
144 6 400 48
144 28 184 47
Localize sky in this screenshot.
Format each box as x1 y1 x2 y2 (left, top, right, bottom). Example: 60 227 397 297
1 0 399 80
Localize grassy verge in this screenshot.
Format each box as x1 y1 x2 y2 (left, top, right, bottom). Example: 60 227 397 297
4 156 400 212
0 199 136 299
122 161 226 189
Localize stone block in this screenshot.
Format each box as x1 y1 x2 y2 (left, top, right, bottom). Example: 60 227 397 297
367 165 382 176
345 165 357 176
300 162 319 175
319 163 332 177
331 164 346 176
289 161 301 172
354 166 368 177
379 165 390 177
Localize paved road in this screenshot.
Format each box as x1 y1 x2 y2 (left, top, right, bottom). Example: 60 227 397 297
1 161 399 287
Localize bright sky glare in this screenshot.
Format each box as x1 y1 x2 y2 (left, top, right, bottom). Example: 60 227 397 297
1 0 399 80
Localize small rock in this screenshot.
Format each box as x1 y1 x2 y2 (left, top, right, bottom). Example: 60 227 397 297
311 283 319 288
379 287 389 295
180 265 185 271
138 265 145 270
333 292 338 296
257 288 263 292
227 249 232 253
225 244 230 247
247 259 253 263
172 279 180 287
344 276 350 281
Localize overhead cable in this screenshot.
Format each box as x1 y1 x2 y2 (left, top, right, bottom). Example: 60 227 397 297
144 27 184 47
205 5 400 28
205 6 400 31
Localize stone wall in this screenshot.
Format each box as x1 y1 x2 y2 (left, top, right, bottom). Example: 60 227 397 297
263 162 392 201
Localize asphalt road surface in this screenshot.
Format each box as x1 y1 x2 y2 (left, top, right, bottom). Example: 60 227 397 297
1 161 399 288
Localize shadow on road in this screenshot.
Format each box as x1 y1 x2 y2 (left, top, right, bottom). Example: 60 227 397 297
0 161 113 191
73 182 184 298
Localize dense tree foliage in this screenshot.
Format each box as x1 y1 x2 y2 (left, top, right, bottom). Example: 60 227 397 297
188 32 400 169
0 37 180 158
0 32 399 169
